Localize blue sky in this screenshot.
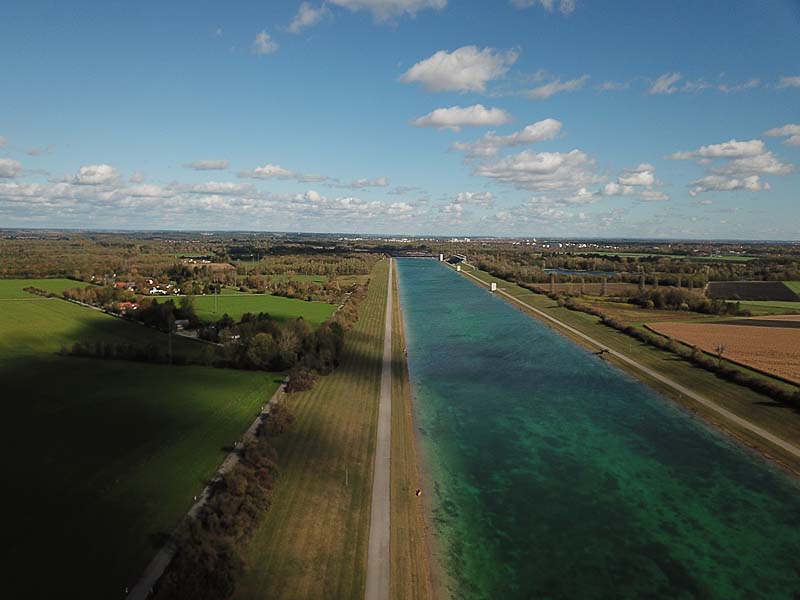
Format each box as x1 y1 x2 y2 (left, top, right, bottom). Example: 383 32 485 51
1 0 799 239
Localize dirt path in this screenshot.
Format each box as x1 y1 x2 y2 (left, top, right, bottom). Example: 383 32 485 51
458 268 800 462
365 258 393 600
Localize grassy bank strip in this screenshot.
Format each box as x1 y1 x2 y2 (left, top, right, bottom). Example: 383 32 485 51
233 259 390 599
456 264 800 475
390 264 434 600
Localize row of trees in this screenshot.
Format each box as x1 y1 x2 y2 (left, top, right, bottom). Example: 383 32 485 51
155 403 294 600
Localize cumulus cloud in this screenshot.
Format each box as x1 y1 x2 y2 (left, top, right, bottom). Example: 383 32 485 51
73 164 118 185
600 163 669 202
339 176 390 188
452 118 562 158
765 124 800 146
329 0 446 21
688 175 769 197
184 160 230 171
777 76 800 89
669 137 793 195
238 163 329 183
474 149 601 191
0 158 23 178
648 72 682 95
252 31 279 55
667 139 766 160
411 104 512 131
289 2 330 32
401 46 518 93
511 0 576 14
453 191 494 206
526 75 588 99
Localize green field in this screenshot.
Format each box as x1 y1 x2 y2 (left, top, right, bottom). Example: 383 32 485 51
190 292 335 324
1 281 282 598
235 259 389 600
738 300 800 316
784 281 800 296
0 277 89 298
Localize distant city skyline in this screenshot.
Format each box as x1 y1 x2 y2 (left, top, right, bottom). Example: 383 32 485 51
1 0 799 239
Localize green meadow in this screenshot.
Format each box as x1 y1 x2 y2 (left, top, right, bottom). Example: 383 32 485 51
190 292 336 324
0 280 281 598
0 277 89 298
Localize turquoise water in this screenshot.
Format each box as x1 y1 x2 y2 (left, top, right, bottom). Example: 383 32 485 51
397 259 800 599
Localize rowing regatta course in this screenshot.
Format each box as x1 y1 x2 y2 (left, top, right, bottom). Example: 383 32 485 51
396 259 800 599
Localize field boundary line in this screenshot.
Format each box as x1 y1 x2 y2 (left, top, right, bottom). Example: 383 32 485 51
365 258 393 600
453 265 800 461
126 377 288 600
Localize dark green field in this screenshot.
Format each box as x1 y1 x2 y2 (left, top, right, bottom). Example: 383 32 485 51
1 281 281 598
190 292 336 324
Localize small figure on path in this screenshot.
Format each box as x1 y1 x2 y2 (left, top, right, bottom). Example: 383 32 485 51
415 489 422 497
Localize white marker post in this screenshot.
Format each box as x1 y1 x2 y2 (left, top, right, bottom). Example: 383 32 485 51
490 282 497 292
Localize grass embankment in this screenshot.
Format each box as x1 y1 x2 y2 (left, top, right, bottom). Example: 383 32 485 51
459 265 800 474
0 281 281 598
189 292 335 325
390 266 434 600
234 260 389 599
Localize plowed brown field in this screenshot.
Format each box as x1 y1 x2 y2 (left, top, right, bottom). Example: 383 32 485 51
648 320 800 384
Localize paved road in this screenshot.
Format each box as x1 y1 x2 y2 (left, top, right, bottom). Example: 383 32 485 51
458 267 800 461
365 258 393 600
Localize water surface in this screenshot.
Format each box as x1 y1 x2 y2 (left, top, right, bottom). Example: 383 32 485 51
398 259 800 599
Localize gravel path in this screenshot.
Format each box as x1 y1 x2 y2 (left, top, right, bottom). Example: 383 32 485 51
365 258 393 600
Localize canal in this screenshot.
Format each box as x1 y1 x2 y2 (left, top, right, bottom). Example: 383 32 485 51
397 258 800 599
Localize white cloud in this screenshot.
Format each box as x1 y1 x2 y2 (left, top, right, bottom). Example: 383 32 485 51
453 191 493 206
601 163 669 201
401 46 518 93
0 158 23 178
73 164 118 185
238 163 329 183
289 2 330 33
668 137 792 195
345 176 390 188
184 159 230 171
329 0 446 22
474 149 601 191
718 78 760 93
765 124 800 137
411 104 512 131
688 175 769 196
526 75 588 99
667 139 766 160
765 124 800 146
649 72 682 95
252 31 279 55
511 0 576 15
617 163 656 187
452 118 562 158
712 152 793 177
777 76 800 89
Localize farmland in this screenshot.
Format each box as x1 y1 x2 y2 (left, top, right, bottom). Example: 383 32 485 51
647 320 800 385
189 292 336 324
707 281 800 301
0 281 281 598
234 259 389 600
